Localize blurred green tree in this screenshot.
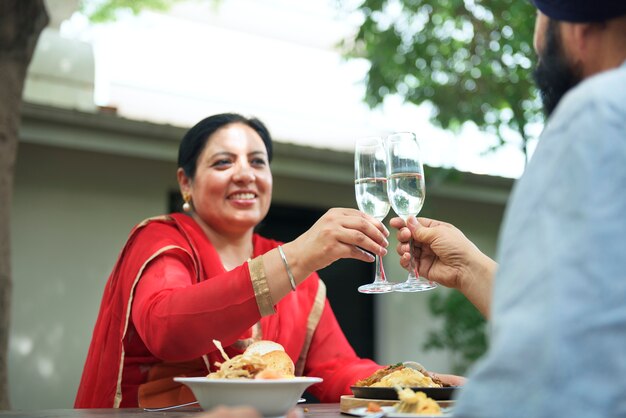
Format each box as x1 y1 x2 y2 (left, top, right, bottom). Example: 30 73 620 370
79 0 186 22
425 290 488 374
340 0 540 158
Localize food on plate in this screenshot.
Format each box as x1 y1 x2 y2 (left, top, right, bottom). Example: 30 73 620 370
244 340 285 356
256 349 295 377
207 339 295 379
354 363 443 388
372 367 440 388
394 386 441 415
366 402 382 413
355 363 405 387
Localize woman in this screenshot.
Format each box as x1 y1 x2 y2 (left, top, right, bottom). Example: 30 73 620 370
75 113 389 408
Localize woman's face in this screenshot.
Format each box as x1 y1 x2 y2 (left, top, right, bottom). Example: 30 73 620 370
180 123 273 235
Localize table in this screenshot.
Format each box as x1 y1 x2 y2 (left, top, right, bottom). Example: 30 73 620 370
0 403 344 418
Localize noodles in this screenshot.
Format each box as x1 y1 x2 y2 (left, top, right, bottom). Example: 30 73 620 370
207 339 295 379
207 353 267 379
212 339 229 361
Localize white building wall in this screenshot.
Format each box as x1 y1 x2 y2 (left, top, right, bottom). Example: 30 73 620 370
10 142 178 408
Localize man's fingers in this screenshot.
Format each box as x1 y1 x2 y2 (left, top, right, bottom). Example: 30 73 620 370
395 226 412 243
407 216 436 245
389 217 406 229
400 253 411 270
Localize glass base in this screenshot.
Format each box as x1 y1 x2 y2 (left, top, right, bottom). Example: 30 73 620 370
358 282 395 294
393 278 438 292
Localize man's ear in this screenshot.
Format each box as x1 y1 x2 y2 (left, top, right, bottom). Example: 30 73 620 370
575 22 599 57
560 22 587 60
564 21 601 75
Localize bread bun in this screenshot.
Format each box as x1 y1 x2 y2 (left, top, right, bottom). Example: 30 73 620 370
261 350 295 377
244 340 286 357
244 340 295 378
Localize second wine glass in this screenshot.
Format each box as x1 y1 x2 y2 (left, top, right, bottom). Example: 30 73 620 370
354 137 396 293
385 132 437 292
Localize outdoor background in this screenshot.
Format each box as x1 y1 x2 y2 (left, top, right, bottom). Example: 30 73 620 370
10 0 524 409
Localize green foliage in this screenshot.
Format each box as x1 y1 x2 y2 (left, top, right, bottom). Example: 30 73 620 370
424 290 487 375
340 0 542 156
80 0 184 22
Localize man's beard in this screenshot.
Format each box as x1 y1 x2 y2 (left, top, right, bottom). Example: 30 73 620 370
532 19 584 117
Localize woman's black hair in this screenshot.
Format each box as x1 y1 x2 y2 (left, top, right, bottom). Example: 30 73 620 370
177 113 273 178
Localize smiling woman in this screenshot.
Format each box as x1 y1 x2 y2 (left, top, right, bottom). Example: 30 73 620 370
74 113 391 409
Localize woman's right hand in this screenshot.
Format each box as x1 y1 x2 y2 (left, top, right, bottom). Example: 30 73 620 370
288 208 389 274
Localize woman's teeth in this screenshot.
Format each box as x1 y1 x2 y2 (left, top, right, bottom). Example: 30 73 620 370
230 193 255 200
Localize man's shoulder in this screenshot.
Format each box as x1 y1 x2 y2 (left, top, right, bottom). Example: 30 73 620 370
578 61 625 96
562 63 626 115
546 63 626 138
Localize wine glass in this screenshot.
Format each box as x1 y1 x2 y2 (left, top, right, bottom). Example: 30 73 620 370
385 132 437 292
354 137 396 293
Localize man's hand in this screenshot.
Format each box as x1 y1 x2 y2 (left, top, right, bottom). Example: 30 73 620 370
390 216 497 317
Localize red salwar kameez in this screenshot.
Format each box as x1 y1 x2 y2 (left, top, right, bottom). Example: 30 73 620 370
75 213 381 408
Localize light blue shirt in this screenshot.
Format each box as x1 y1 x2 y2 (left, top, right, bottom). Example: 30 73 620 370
453 60 626 418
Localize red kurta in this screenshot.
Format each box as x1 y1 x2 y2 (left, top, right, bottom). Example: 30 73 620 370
75 213 381 408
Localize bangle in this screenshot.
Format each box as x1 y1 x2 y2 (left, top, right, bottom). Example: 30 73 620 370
277 245 297 291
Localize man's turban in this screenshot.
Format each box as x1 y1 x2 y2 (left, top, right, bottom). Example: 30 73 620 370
531 0 626 22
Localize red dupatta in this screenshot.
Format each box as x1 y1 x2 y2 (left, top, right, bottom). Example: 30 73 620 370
75 214 198 408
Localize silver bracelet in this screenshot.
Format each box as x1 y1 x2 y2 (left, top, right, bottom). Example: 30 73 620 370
277 245 297 291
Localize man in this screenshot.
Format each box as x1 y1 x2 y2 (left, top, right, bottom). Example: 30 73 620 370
393 1 626 417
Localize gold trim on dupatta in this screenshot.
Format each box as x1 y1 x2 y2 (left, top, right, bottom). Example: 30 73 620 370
248 256 275 317
114 245 197 408
136 215 172 228
295 280 326 376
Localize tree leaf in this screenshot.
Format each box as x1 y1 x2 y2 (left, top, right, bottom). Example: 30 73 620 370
340 0 542 157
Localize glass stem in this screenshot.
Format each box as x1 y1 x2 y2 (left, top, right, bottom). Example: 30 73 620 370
408 237 419 281
374 254 386 283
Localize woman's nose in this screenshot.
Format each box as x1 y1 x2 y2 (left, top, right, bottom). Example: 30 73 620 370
233 164 256 183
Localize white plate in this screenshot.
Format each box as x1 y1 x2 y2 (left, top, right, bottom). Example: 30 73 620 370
174 376 322 417
347 406 452 418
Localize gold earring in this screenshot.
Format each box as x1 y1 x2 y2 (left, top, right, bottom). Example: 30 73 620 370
182 194 192 212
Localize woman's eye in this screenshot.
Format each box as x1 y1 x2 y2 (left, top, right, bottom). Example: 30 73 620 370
212 159 232 167
251 158 267 166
